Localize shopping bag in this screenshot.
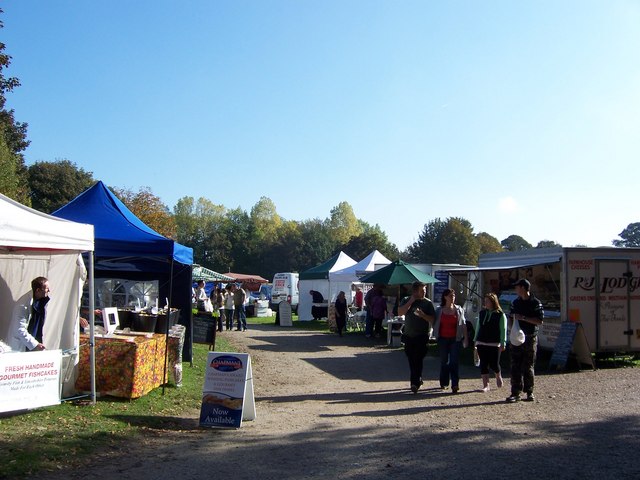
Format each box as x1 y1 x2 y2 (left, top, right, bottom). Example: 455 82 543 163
203 298 214 313
510 318 525 346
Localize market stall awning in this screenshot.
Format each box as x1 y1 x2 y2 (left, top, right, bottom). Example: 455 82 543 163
478 249 562 270
224 272 269 284
192 265 235 282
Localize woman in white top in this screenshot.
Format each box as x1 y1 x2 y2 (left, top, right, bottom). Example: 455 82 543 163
195 280 208 311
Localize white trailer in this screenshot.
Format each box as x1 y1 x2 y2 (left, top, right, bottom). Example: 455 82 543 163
451 247 640 354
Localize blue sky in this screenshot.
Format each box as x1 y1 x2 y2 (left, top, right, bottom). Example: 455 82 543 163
3 1 639 252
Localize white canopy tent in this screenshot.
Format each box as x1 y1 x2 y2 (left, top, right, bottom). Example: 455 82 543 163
298 252 356 321
0 193 95 406
329 250 392 285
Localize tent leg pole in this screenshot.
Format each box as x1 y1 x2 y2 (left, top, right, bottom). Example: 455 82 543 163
89 252 96 405
162 258 174 395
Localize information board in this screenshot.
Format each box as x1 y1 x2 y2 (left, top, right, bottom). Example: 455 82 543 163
548 322 577 370
433 271 450 302
199 352 255 429
548 322 594 371
0 350 62 413
192 316 216 344
278 301 293 327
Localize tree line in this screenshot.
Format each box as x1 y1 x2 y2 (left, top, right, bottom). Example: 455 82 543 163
11 157 640 280
2 13 639 279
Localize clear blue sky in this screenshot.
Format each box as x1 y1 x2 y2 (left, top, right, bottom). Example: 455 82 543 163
3 1 639 252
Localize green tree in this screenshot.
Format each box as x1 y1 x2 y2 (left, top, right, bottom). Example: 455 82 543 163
173 196 199 248
224 207 252 273
0 135 19 200
501 234 532 252
341 223 399 261
406 218 445 262
28 160 94 213
249 196 282 243
407 217 479 264
173 196 231 271
297 218 336 271
112 186 176 239
441 218 480 265
536 240 562 249
0 11 30 204
258 220 304 278
476 232 503 255
327 201 362 245
613 222 640 247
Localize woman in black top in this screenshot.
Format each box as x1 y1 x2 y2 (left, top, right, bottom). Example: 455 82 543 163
334 291 348 337
474 293 507 392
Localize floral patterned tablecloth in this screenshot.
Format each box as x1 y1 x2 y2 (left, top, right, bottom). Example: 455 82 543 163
76 333 174 399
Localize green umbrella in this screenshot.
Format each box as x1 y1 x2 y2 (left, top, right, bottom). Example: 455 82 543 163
359 260 439 285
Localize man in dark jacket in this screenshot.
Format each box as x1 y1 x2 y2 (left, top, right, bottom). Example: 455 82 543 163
10 277 50 351
506 279 544 403
397 281 435 393
310 290 326 320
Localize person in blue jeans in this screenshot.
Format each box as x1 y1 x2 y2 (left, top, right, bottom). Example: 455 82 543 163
233 284 247 331
432 288 469 393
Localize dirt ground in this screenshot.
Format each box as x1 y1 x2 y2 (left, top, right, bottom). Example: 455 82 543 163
35 323 640 480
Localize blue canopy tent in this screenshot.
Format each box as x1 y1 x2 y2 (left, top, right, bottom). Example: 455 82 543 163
53 181 195 362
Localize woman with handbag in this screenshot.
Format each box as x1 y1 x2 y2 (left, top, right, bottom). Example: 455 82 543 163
474 293 507 392
433 288 469 393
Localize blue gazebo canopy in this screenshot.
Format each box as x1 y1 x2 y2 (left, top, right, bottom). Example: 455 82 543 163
53 181 192 265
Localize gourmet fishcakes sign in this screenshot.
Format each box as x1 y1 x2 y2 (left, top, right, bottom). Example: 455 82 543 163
0 350 62 413
199 352 255 429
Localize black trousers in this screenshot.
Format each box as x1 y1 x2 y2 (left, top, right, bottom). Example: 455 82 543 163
476 344 501 375
403 334 429 387
509 335 537 395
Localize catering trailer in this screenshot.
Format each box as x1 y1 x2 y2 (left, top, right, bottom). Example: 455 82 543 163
453 247 640 354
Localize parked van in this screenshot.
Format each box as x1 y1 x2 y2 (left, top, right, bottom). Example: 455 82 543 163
270 272 299 313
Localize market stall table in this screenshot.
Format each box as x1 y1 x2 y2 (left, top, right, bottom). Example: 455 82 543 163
348 310 366 331
311 302 329 320
75 332 179 399
386 316 405 346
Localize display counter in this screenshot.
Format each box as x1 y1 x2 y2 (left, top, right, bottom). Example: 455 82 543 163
75 332 181 399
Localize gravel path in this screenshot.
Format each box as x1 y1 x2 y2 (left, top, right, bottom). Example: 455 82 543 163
35 323 640 479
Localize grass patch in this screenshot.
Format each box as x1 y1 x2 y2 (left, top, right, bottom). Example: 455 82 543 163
0 335 235 478
594 352 640 369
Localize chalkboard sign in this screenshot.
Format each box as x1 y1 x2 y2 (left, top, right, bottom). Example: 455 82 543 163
548 322 594 371
548 322 578 370
279 302 292 327
193 315 216 344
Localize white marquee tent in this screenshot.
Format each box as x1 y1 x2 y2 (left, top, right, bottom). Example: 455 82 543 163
329 250 392 285
0 193 95 407
298 251 356 321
